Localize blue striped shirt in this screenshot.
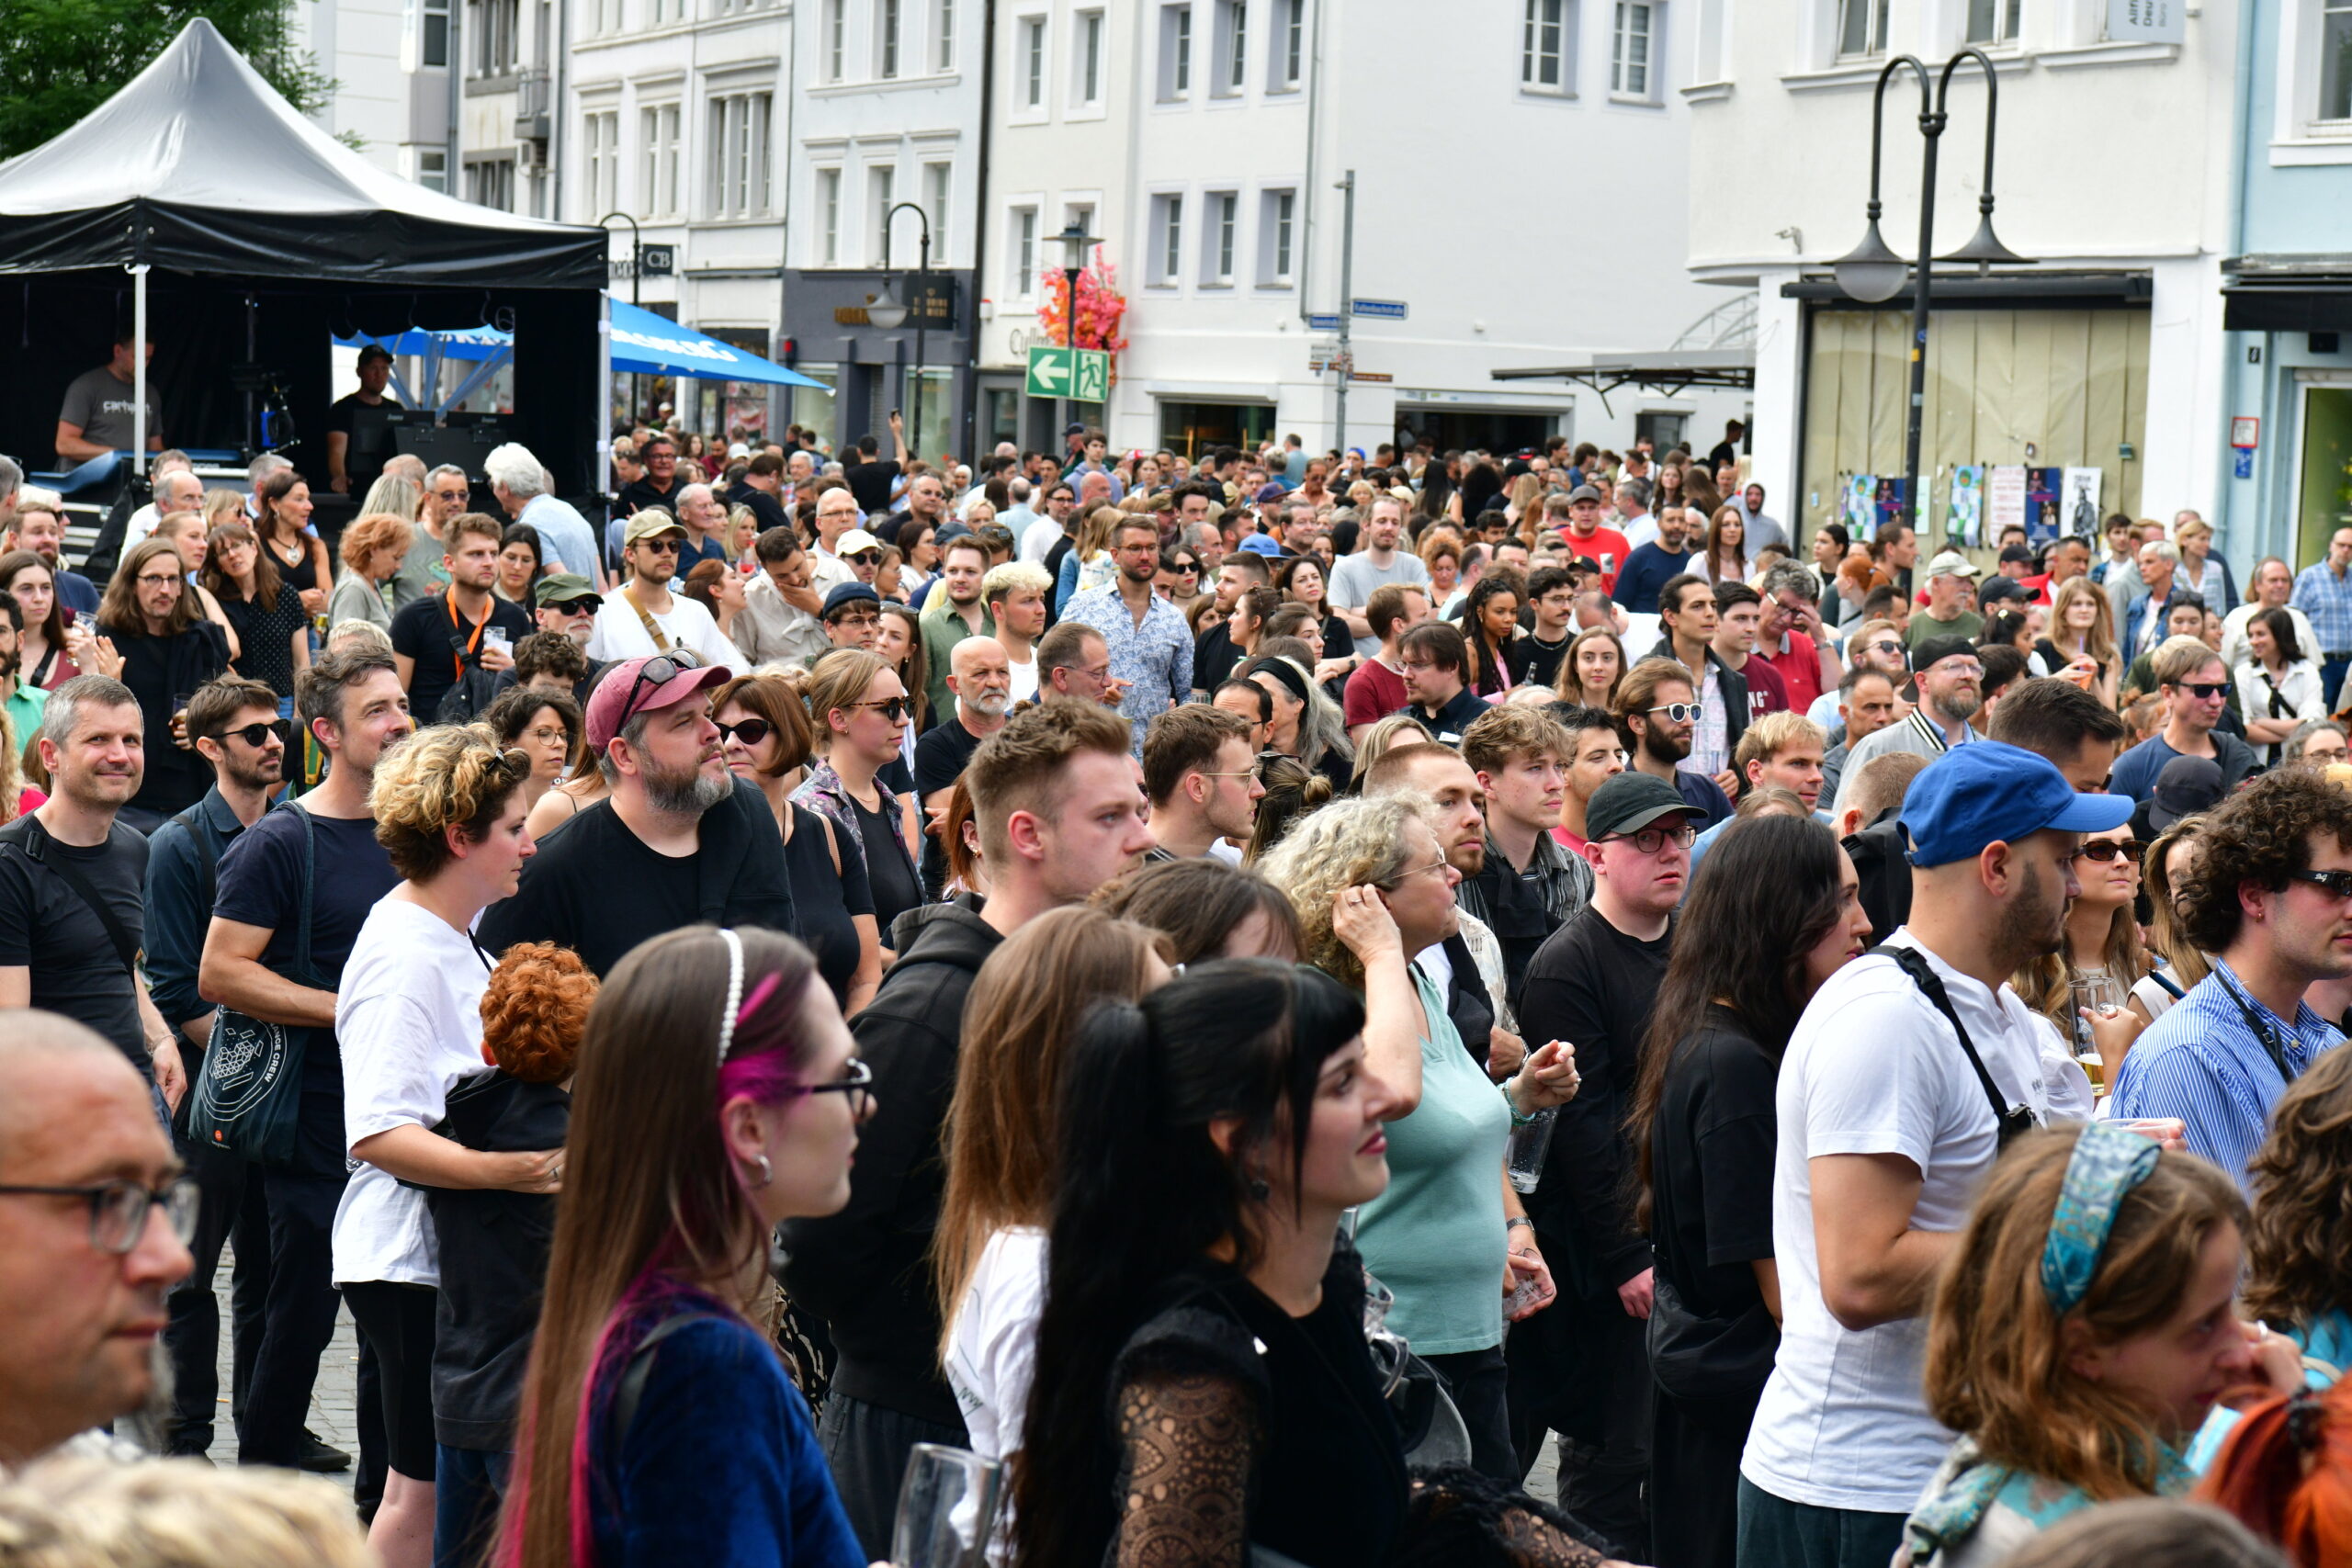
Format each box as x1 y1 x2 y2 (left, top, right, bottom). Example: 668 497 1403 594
2292 560 2352 656
2109 959 2341 1192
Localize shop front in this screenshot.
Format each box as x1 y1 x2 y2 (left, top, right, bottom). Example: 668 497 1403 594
2222 265 2352 567
781 267 975 461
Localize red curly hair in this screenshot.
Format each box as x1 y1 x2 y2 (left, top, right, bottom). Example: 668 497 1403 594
481 942 598 1083
2199 1382 2352 1564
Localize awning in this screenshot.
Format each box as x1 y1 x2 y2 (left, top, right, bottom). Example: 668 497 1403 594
2221 256 2352 333
1492 348 1755 408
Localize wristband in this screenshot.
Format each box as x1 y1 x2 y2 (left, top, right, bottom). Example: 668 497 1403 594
1507 1215 1535 1234
1501 1079 1538 1126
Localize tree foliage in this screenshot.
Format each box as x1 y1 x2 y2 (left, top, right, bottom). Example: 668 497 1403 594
0 0 337 162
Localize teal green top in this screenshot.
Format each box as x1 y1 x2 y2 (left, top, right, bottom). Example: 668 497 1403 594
1353 965 1510 1356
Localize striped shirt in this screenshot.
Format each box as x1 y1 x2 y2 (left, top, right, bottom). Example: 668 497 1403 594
2292 559 2352 656
2109 958 2342 1192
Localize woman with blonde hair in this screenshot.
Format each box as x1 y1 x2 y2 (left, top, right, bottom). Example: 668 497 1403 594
1903 1123 2294 1566
2176 515 2237 613
201 487 248 534
2041 577 2121 713
722 504 759 565
0 1455 374 1568
1555 625 1626 711
1346 713 1433 787
334 725 556 1567
1504 470 1544 530
359 472 424 523
2133 818 2211 1024
793 649 923 952
1054 504 1121 611
2013 821 2153 1093
327 512 416 632
937 909 1172 1486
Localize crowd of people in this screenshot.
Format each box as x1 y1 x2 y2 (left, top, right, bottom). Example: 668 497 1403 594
8 419 2352 1568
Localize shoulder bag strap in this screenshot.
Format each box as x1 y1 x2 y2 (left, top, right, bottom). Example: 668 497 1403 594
2 815 138 975
444 591 487 685
619 585 673 652
171 804 220 906
611 1313 715 1443
1867 944 2030 1141
287 801 322 985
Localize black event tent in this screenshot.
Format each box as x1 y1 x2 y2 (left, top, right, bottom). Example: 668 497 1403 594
0 18 609 506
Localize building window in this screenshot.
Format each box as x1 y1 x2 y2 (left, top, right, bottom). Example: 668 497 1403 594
1161 4 1193 96
819 168 842 263
417 146 448 191
1023 17 1046 107
639 103 679 217
924 161 952 256
2324 0 2352 120
1837 0 1888 56
936 0 955 69
1521 0 1567 88
591 0 621 31
879 0 901 77
1963 0 2020 44
827 0 845 78
1610 2 1652 96
1012 206 1038 294
420 0 450 66
1216 0 1247 92
582 110 617 216
871 164 896 259
708 91 772 218
469 0 518 74
1275 0 1303 86
1075 10 1104 105
468 157 515 210
1203 191 1236 285
1259 187 1294 283
1153 193 1183 285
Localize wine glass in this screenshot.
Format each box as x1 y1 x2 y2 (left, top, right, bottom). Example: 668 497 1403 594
891 1443 1002 1568
2070 975 2127 1087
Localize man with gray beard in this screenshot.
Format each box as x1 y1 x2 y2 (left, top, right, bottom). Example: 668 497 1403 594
911 637 1012 897
477 651 797 974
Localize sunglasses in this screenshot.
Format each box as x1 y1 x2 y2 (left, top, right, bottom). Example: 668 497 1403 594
2073 840 2146 864
714 717 773 747
2175 682 2229 700
636 537 684 554
2290 868 2352 901
213 719 292 749
846 550 883 566
850 695 912 722
612 650 705 733
1646 702 1702 724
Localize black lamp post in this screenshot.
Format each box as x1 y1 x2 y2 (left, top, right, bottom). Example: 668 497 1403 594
1051 217 1102 437
598 210 643 423
867 201 933 460
1829 48 2029 547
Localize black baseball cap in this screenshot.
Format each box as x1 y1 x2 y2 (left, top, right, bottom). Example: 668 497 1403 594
1586 773 1703 842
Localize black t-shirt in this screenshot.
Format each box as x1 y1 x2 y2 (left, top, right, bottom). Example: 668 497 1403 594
426 1071 567 1448
475 776 797 976
0 818 149 1073
1517 905 1673 1287
390 592 534 721
782 803 874 1010
326 391 405 490
1649 1005 1780 1356
106 622 232 818
1510 631 1571 691
845 457 898 515
912 716 988 897
854 796 923 939
1194 624 1242 693
739 486 793 537
616 475 683 518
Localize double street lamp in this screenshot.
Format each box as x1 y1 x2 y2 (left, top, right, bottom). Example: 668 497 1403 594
1828 47 2030 546
867 201 933 458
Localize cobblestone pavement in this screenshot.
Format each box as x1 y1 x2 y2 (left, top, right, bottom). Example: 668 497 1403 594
187 1245 366 1470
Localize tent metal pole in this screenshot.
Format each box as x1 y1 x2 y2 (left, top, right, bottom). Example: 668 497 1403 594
131 265 149 459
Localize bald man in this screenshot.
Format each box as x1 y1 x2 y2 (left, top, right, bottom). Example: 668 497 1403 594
912 637 1012 896
0 1011 193 1465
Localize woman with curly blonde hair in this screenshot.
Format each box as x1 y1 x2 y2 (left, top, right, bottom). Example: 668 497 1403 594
1902 1123 2294 1567
333 725 561 1568
2133 818 2212 1024
2242 1048 2352 1373
430 942 599 1562
0 1455 373 1568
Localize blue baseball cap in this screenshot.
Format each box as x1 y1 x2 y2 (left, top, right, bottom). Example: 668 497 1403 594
1899 740 2134 868
1237 533 1285 558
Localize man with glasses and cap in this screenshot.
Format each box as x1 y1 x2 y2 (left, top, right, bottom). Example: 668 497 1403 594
1740 741 2130 1568
587 510 741 674
1829 636 1985 818
1905 550 1984 649
531 573 602 652
2108 637 2260 805
820 582 884 659
0 1010 196 1469
478 652 795 976
808 485 866 597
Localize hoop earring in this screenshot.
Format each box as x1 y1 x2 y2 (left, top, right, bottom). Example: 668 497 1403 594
752 1154 774 1189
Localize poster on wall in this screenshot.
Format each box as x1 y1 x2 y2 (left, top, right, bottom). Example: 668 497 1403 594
1873 476 1910 533
2062 468 2103 538
1987 466 2029 536
1949 467 1986 547
2025 468 2064 544
1843 475 1879 536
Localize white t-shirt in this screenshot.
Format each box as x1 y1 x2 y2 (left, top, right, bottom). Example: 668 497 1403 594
1741 929 2059 1514
332 897 497 1287
945 1225 1046 1562
1018 516 1064 566
1006 649 1039 705
585 586 742 673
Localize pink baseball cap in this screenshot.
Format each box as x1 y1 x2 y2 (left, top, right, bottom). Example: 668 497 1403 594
585 654 730 753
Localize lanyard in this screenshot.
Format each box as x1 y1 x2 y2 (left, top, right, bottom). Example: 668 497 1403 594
2216 970 2299 1086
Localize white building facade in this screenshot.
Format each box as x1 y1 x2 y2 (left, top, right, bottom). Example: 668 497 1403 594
288 0 455 189
1685 0 2240 552
779 0 985 460
973 0 1747 461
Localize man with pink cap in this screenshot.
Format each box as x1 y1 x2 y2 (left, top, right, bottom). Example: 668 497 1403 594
478 651 796 974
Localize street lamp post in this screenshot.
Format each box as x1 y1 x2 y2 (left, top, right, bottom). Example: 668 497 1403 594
1829 48 2027 547
867 202 933 462
1054 218 1101 437
598 210 643 423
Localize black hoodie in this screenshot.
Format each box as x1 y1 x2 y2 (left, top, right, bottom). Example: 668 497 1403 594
778 899 1003 1427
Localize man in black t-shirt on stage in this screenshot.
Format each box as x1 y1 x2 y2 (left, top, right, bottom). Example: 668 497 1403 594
202 649 413 1472
0 676 178 1089
477 651 796 974
389 513 529 720
325 344 404 496
1513 770 1699 1562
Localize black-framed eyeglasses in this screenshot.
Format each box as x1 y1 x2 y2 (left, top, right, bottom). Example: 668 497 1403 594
2074 840 2146 864
0 1177 198 1255
2289 868 2352 901
133 572 184 590
786 1057 874 1118
613 650 705 734
2176 681 2230 700
1646 702 1702 724
850 695 912 722
1605 822 1699 855
713 717 773 747
214 719 292 749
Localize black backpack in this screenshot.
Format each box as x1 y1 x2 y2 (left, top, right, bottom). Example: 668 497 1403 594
434 598 503 724
1843 806 1914 946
